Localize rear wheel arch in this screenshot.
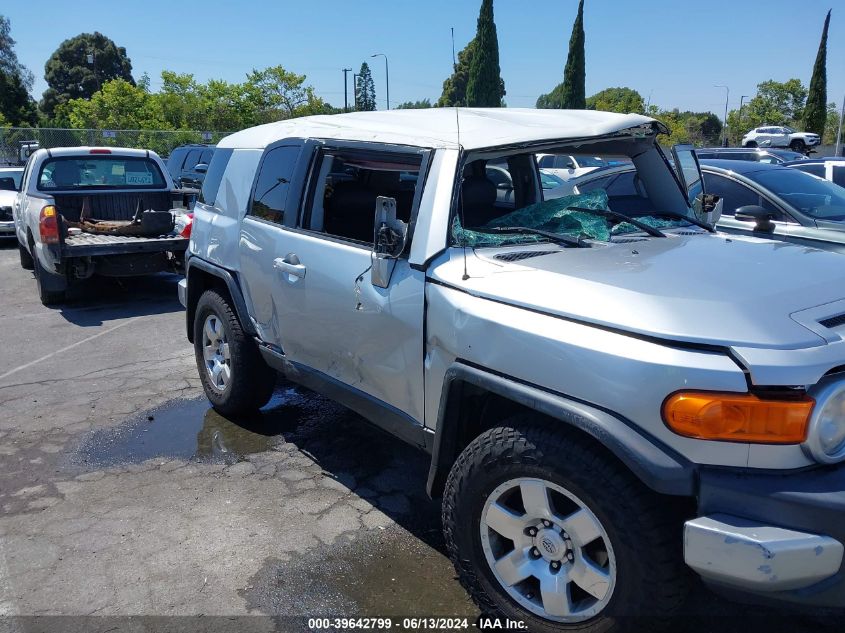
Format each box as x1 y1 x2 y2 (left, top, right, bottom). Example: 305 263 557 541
185 260 254 343
426 364 695 500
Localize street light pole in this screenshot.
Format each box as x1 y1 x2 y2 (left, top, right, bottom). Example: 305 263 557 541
715 85 729 146
353 73 359 110
371 53 389 110
342 68 352 113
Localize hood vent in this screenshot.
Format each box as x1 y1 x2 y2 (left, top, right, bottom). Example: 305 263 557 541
612 237 648 244
672 230 706 236
494 250 558 263
820 313 845 330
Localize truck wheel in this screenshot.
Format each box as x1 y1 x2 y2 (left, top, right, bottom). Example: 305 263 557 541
743 141 758 148
790 139 807 153
18 242 34 270
443 421 688 632
32 252 65 306
193 289 275 417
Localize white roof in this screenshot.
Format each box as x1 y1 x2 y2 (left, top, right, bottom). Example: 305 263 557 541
218 108 659 151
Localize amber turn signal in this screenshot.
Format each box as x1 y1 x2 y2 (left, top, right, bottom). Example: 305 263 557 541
662 391 814 444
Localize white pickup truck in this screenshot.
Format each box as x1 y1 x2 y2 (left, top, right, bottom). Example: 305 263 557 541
180 109 845 631
14 147 190 305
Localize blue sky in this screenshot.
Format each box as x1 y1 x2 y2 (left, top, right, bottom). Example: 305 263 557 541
5 0 843 118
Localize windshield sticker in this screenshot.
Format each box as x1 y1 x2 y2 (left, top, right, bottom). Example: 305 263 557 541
111 164 125 176
126 172 153 185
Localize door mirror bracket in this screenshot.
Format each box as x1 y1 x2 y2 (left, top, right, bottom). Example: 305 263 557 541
371 196 407 288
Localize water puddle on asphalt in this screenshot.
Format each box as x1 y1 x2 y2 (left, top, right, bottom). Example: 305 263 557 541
77 387 318 468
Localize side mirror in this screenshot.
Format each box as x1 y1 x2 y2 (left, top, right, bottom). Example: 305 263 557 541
371 196 407 288
194 163 208 174
735 205 776 232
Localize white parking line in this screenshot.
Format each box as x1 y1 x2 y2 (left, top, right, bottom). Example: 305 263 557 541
0 317 140 383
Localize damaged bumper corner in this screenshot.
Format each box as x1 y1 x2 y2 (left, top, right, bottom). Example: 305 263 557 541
684 514 843 592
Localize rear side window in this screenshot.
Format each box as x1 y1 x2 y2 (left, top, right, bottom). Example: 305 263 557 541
199 148 233 206
832 166 845 187
249 145 302 224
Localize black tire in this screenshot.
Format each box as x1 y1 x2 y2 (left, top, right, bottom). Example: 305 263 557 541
18 241 34 270
193 289 275 417
443 420 689 633
790 139 807 154
31 248 65 306
743 141 758 148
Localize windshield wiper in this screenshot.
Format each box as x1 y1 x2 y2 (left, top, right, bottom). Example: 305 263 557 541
644 210 715 233
567 206 666 238
467 225 589 248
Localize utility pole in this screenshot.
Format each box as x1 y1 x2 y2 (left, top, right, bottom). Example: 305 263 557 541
714 85 729 146
371 53 390 110
837 92 845 157
738 95 749 144
342 68 352 113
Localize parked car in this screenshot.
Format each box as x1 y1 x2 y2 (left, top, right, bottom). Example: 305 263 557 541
784 156 845 187
695 147 806 164
741 126 820 153
0 166 24 238
567 159 845 254
165 144 215 189
15 147 190 305
535 153 611 181
181 108 845 628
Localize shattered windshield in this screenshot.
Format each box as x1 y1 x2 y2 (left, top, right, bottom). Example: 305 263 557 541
453 190 683 247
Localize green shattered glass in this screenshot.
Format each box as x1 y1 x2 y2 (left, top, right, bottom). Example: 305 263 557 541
453 190 613 247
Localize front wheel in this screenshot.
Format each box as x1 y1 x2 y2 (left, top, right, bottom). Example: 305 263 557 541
443 422 689 632
193 289 276 417
790 139 807 154
743 141 758 148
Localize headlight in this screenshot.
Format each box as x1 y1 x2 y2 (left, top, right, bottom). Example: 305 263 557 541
805 380 845 463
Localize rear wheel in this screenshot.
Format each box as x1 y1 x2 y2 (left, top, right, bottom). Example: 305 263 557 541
193 289 276 417
443 420 689 632
790 139 807 154
30 241 65 306
18 241 34 270
743 141 758 148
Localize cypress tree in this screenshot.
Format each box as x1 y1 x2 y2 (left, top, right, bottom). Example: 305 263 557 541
465 0 505 107
804 10 831 135
537 0 586 109
356 62 377 111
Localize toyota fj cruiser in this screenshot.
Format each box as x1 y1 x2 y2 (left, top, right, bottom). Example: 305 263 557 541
181 108 845 631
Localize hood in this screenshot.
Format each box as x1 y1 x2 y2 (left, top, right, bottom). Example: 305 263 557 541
432 233 845 350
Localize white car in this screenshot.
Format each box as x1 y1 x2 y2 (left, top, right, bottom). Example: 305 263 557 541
0 167 24 237
535 153 611 181
741 126 820 153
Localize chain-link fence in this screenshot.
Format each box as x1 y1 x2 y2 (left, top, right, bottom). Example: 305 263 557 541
0 127 234 165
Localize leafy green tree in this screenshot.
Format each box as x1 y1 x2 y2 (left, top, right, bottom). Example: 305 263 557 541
55 79 165 130
355 62 377 111
439 40 473 107
649 106 722 146
823 102 842 145
0 15 33 89
42 32 134 118
586 87 643 114
395 98 433 109
726 78 808 142
537 0 586 109
804 10 831 135
465 0 505 107
0 16 36 126
245 65 332 122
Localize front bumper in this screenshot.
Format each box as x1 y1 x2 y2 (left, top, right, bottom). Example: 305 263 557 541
685 465 845 608
0 220 14 234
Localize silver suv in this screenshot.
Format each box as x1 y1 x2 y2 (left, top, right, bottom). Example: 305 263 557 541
181 108 845 630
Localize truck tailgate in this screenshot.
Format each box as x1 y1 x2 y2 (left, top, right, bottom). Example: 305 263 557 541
62 233 188 257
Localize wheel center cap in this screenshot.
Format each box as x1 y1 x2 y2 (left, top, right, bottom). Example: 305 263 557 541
534 528 566 561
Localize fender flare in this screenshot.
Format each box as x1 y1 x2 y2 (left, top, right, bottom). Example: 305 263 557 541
184 257 255 342
426 363 695 498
